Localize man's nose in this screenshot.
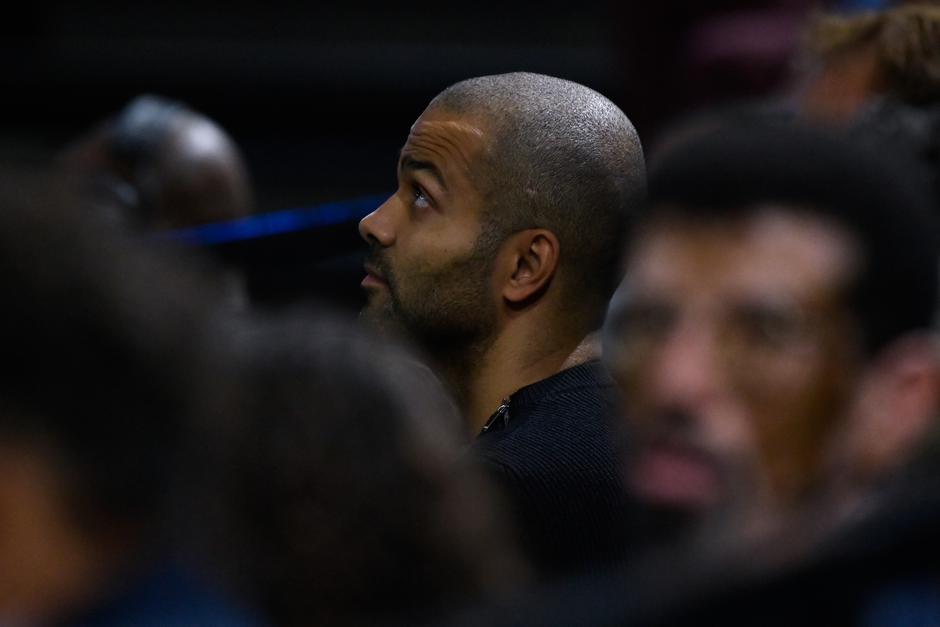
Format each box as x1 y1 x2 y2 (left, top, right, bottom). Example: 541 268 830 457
358 196 399 247
649 321 723 411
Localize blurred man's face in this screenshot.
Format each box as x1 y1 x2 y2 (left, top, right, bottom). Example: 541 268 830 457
358 105 501 353
605 209 864 518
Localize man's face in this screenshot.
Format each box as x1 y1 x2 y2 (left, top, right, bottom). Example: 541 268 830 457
604 209 864 519
358 106 500 353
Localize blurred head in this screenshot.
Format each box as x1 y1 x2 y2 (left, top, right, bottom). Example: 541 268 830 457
358 72 644 360
60 94 253 230
604 123 939 527
0 174 230 622
189 314 527 627
798 3 940 121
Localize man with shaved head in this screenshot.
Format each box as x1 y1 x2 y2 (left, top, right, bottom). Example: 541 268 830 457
359 72 645 577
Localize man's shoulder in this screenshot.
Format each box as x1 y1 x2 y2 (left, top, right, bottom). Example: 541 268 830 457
494 360 619 434
472 361 623 476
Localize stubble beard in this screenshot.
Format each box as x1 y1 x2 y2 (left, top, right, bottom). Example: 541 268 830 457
360 236 501 387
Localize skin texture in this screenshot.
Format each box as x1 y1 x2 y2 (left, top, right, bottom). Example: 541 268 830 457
606 209 864 526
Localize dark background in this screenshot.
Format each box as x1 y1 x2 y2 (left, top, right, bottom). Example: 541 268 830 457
2 1 625 212
0 0 846 214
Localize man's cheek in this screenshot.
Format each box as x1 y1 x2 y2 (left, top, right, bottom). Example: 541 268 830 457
627 367 663 419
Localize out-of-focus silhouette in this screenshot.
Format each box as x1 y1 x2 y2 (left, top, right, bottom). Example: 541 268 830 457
0 174 258 627
59 94 253 230
180 313 529 627
607 121 938 555
598 121 939 625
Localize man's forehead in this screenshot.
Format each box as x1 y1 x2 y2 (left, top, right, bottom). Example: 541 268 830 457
408 117 486 139
405 107 488 149
627 207 860 297
399 111 491 181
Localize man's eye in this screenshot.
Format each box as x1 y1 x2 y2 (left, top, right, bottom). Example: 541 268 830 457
729 305 808 350
616 304 676 344
413 186 431 209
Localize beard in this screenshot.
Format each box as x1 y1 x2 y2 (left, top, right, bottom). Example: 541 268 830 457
360 230 501 366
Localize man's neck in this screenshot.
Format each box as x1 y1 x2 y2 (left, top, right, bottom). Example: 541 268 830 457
449 331 601 434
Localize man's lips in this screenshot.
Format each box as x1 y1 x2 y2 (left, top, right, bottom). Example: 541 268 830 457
362 264 388 288
629 442 722 510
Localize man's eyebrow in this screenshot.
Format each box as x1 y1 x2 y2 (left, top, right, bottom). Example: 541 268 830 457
399 154 447 190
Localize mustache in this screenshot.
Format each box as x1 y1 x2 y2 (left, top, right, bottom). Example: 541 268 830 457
364 247 395 286
630 408 714 458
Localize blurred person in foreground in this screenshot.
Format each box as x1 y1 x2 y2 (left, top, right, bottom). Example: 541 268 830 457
357 72 645 578
605 122 939 566
184 314 528 627
59 94 253 230
0 175 258 626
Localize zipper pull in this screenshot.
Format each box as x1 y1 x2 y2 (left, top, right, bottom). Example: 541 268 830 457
480 398 511 435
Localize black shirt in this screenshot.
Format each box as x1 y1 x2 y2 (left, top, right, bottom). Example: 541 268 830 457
471 360 631 579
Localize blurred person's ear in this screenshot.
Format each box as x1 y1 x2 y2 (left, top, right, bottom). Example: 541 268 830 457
833 334 940 483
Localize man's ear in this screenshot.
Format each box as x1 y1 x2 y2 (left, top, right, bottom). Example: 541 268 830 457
499 228 560 306
842 335 940 481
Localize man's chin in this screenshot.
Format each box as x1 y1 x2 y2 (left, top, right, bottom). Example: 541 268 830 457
359 301 399 334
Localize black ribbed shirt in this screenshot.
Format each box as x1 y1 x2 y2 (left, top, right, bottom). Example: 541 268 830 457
471 360 631 579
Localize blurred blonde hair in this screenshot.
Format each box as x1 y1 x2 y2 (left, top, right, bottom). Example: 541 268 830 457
805 3 940 103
